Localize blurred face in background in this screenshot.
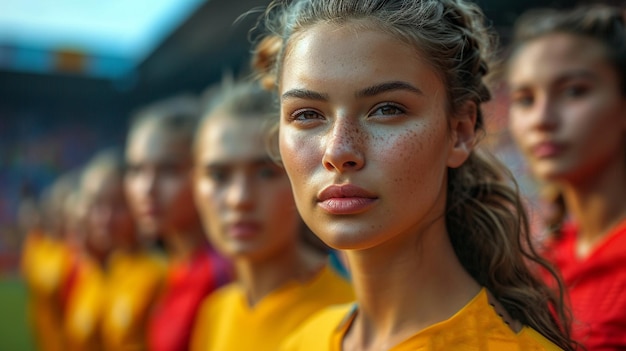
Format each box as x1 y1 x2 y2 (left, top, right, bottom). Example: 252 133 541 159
508 33 626 184
63 189 88 248
194 113 301 262
83 168 134 258
125 120 198 239
41 173 79 239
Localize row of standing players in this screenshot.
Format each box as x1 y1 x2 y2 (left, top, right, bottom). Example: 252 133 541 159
21 1 626 351
21 82 354 351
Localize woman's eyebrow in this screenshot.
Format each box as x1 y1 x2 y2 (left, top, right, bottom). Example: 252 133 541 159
281 89 329 102
553 69 598 85
356 81 423 98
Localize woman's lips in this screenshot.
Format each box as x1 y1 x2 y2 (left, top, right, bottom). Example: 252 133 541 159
317 184 378 215
141 208 158 217
229 221 261 239
532 141 564 158
137 200 159 216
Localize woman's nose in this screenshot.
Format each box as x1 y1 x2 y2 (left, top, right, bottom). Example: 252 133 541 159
321 118 365 173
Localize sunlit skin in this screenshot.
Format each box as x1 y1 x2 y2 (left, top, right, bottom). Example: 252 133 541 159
194 112 323 305
508 33 626 257
125 121 200 240
278 21 479 350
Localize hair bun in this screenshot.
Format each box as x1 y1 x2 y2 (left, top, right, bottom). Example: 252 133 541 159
252 35 282 90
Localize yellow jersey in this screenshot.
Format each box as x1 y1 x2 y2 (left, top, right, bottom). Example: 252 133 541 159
190 264 354 351
64 255 105 351
281 288 562 351
100 250 165 351
21 233 74 351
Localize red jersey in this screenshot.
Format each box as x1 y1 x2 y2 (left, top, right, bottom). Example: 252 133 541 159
147 247 231 351
542 219 626 350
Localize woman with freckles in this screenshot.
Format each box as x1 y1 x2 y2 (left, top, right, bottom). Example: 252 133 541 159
250 0 578 350
189 79 354 351
507 5 626 349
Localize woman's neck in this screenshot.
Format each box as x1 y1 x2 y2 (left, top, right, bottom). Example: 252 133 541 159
561 158 626 255
343 218 480 351
235 243 325 308
85 245 110 270
116 236 141 255
163 225 207 262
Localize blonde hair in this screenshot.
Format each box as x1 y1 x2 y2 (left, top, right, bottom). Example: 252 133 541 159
197 78 281 162
201 76 277 118
128 94 200 148
40 169 82 238
81 147 125 198
251 0 576 349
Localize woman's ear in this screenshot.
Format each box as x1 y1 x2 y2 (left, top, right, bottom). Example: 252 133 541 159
447 101 477 168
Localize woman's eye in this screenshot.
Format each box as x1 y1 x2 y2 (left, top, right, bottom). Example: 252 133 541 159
371 104 404 116
563 85 589 98
207 169 228 183
511 94 534 108
292 110 323 121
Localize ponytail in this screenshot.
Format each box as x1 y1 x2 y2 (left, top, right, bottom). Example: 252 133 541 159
446 150 576 350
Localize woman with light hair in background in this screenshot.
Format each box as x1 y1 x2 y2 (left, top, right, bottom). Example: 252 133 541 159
190 79 354 351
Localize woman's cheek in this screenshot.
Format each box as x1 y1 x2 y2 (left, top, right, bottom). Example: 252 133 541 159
194 180 211 215
280 131 319 180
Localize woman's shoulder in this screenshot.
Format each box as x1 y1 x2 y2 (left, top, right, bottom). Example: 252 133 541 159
395 288 563 350
307 262 353 293
299 261 354 296
108 250 166 285
197 283 242 312
447 288 563 350
279 303 355 351
280 262 355 317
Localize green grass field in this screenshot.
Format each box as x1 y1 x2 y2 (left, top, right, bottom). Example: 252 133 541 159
0 276 35 351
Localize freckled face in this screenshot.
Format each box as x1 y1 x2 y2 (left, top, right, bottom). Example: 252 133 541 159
279 22 456 250
508 33 626 184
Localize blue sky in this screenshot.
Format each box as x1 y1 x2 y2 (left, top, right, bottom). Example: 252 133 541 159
0 0 205 77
